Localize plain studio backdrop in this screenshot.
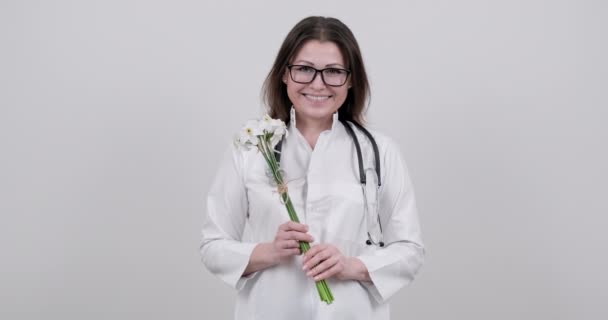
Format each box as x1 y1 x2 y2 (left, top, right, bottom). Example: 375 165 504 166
1 0 607 319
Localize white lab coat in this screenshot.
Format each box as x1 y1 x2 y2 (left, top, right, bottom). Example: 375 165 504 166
200 109 424 320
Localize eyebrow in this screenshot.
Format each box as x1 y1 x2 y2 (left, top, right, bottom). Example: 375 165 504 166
293 60 346 68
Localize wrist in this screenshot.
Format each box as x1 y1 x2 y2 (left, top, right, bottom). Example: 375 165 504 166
244 242 280 276
258 242 281 266
345 257 371 282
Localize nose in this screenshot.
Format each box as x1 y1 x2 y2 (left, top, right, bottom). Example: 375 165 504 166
309 71 327 90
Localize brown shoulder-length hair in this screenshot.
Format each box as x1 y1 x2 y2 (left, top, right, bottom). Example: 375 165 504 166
262 16 370 126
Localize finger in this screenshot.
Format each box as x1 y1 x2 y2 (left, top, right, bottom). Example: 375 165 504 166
304 244 325 257
303 246 332 270
313 262 343 281
279 247 302 258
307 255 339 277
302 244 325 264
285 231 314 243
278 222 291 232
275 231 314 242
284 239 299 249
283 221 309 233
278 240 289 249
275 238 298 252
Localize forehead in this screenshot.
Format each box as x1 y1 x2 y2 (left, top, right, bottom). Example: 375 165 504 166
291 40 345 66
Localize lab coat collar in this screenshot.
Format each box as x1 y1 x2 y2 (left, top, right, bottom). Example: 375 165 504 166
288 106 340 135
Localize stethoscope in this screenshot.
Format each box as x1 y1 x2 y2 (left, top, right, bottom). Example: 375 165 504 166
275 119 385 247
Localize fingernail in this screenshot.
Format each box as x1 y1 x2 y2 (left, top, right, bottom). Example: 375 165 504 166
307 272 312 277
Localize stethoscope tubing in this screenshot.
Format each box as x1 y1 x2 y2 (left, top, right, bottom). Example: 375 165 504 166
274 119 385 247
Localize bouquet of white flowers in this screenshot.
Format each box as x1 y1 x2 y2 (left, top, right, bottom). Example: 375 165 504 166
234 114 334 304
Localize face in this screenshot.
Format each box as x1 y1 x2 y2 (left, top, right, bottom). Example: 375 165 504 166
283 40 350 127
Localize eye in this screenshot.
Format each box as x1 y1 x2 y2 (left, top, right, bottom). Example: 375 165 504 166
293 65 315 73
325 68 347 75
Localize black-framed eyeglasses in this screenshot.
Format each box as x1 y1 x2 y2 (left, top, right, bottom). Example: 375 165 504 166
287 64 351 87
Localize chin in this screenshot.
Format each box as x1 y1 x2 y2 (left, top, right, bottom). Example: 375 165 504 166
297 104 337 120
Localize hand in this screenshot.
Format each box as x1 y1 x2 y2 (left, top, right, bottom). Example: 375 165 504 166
301 244 348 281
270 221 314 263
243 222 314 276
302 245 372 282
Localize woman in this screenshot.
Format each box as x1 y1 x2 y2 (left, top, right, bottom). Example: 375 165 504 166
200 16 424 319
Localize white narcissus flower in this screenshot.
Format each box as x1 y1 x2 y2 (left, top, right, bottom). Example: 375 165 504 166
234 115 287 150
269 120 287 148
271 118 287 134
269 133 281 149
260 114 275 133
238 119 263 147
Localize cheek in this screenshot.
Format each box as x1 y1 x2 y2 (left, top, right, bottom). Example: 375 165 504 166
285 83 296 96
285 83 303 103
287 80 308 93
334 88 349 103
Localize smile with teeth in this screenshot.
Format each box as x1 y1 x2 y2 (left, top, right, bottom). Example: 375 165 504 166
303 94 331 101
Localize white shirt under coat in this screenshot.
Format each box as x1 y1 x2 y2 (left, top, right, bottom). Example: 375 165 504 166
200 109 425 320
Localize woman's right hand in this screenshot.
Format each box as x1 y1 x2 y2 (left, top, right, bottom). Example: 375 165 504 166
271 221 314 262
243 221 314 276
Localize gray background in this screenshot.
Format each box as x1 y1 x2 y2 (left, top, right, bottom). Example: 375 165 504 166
1 0 607 319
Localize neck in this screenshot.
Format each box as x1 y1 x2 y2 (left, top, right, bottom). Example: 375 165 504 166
295 116 333 149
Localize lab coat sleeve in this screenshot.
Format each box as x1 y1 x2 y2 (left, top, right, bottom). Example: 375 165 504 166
200 145 257 290
356 138 425 304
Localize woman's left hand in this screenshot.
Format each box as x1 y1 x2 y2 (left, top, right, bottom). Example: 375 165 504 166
302 244 356 281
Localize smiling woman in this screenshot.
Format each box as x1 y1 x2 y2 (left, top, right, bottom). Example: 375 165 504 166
263 17 370 128
283 40 351 146
200 16 425 320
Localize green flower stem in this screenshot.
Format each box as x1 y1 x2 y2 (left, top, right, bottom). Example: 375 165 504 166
281 192 334 304
257 137 334 305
